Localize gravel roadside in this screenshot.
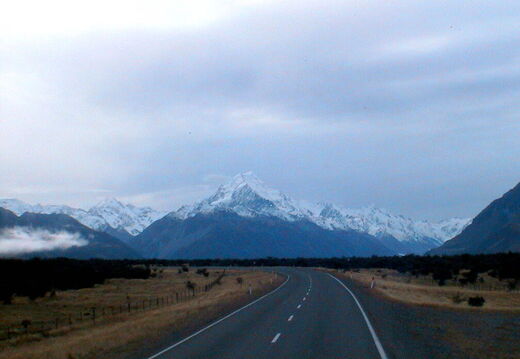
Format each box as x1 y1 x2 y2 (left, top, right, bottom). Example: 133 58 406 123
338 276 520 359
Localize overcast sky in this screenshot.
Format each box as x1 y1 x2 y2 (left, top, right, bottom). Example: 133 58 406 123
1 0 519 220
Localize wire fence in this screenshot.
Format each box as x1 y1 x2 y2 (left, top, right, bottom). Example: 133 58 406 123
0 272 225 341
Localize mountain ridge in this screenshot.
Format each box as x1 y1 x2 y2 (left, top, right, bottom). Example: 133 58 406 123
170 172 469 248
0 198 165 239
0 207 141 259
428 182 520 255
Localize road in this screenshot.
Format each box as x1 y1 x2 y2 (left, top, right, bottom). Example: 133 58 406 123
145 268 386 359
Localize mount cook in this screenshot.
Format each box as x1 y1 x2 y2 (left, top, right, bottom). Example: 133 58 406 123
1 172 471 258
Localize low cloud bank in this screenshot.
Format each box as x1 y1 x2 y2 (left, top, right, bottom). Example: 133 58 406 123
0 227 88 255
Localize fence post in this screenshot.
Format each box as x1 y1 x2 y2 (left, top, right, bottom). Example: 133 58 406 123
128 302 131 313
176 292 179 302
6 326 10 340
92 307 96 325
55 318 59 329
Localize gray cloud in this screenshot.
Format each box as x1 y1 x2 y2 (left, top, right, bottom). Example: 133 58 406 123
1 0 519 220
0 227 88 255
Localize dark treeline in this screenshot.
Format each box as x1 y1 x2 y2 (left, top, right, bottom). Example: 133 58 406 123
2 253 519 304
129 252 520 286
0 258 151 304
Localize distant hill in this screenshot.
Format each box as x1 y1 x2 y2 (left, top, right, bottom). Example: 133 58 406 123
429 182 520 255
0 207 141 259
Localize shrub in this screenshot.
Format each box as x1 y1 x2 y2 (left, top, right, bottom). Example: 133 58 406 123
196 268 209 277
467 296 485 307
21 319 31 333
451 293 466 304
507 279 517 291
186 281 196 290
0 291 12 305
236 277 243 285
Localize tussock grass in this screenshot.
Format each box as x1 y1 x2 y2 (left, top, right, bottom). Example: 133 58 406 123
326 268 520 311
0 268 281 359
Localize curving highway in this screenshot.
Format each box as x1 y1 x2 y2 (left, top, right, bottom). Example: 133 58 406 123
144 268 386 359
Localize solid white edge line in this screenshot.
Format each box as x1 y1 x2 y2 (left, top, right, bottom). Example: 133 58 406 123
146 274 291 359
327 273 388 359
271 332 281 343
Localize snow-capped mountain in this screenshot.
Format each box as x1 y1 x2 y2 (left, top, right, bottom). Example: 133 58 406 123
0 198 165 237
171 172 470 246
175 172 309 221
88 198 165 235
1 172 471 257
308 203 470 244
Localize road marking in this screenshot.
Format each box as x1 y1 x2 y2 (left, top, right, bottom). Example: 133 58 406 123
288 315 294 321
297 304 301 309
327 273 388 359
271 333 281 343
146 274 291 359
303 297 306 301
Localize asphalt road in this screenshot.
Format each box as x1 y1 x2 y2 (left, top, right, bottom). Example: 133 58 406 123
145 268 386 359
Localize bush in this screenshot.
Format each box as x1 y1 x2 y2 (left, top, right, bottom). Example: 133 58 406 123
21 319 31 333
451 293 466 304
507 279 517 291
196 268 209 277
186 281 196 290
467 296 485 307
236 277 243 285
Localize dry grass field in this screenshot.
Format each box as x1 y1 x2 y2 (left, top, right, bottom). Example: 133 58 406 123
0 267 282 359
326 268 520 311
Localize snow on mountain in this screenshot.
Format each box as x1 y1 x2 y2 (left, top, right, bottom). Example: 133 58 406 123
0 198 164 236
171 172 470 244
89 198 165 235
174 172 310 221
1 172 470 245
307 203 470 243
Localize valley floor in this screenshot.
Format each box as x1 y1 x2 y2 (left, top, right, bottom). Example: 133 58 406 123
0 268 281 359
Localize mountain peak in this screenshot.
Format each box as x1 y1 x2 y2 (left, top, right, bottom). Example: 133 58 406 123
0 197 164 237
217 172 280 201
92 197 125 209
174 172 306 220
221 171 264 192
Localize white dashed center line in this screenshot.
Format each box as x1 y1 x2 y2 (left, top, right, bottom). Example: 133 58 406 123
303 297 306 301
288 315 294 322
297 304 301 309
271 333 281 343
